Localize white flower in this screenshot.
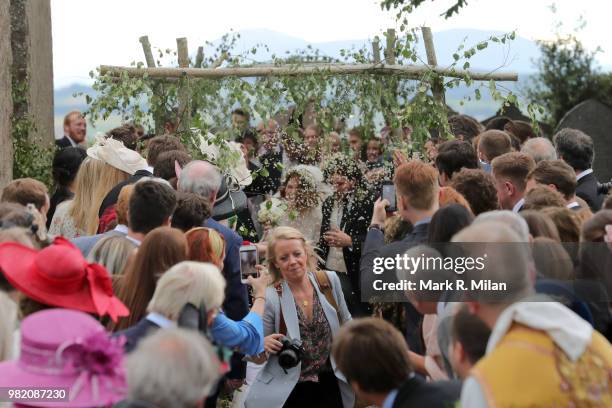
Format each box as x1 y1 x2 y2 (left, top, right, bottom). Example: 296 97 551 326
196 130 252 186
257 197 287 226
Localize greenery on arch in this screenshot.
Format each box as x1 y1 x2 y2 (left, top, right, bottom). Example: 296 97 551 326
82 24 528 160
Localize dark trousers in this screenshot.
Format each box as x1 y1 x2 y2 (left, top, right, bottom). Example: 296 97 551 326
337 271 370 317
283 370 343 408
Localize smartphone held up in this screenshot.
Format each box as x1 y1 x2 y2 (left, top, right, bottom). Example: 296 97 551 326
239 244 259 284
382 182 397 212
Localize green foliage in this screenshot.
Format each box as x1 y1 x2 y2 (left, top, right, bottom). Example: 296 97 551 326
83 19 523 155
381 0 469 19
11 78 54 187
593 73 612 107
525 7 612 128
526 34 601 127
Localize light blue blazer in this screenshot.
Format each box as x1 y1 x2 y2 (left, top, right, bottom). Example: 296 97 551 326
245 270 354 408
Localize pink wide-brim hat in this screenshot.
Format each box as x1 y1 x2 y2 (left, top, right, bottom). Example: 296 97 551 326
0 309 126 407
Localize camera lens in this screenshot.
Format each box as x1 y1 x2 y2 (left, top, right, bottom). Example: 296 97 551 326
278 349 299 369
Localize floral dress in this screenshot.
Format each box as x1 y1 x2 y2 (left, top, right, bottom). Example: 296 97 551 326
294 291 332 382
48 200 86 239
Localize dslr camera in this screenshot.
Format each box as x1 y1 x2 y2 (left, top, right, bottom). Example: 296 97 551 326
598 180 612 195
277 336 305 370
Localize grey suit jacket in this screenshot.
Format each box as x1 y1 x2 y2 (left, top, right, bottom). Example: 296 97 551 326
245 270 354 408
71 229 125 257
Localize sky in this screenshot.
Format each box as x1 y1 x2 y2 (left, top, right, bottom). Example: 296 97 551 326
51 0 612 88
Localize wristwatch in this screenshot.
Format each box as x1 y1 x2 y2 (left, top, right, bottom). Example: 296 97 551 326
368 223 384 232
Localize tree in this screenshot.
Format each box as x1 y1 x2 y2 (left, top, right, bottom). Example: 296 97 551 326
526 34 601 127
381 0 469 19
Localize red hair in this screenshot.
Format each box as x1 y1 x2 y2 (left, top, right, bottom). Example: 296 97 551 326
185 227 226 270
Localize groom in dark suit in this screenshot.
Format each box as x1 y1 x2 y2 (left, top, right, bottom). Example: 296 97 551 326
360 160 440 354
56 111 86 149
554 128 604 211
318 159 375 316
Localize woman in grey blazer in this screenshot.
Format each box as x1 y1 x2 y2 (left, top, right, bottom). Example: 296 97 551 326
245 226 354 408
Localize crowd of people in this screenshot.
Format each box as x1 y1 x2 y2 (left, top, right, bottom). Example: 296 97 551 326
0 108 611 407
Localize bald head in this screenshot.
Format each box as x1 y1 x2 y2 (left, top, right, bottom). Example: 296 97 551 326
453 220 521 243
473 211 530 242
126 328 220 407
178 160 222 200
521 137 557 163
453 221 533 303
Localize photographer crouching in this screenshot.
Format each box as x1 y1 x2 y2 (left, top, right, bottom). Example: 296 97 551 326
245 226 354 408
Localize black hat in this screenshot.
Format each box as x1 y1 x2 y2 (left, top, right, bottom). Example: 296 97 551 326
212 176 247 221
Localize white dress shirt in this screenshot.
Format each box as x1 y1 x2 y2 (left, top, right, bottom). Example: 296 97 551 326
575 168 593 181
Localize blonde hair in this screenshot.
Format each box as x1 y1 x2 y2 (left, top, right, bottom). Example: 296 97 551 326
147 261 226 320
87 235 137 275
266 226 318 282
69 157 129 235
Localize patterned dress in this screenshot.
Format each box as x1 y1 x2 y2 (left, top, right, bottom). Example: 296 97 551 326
294 291 332 382
48 200 86 239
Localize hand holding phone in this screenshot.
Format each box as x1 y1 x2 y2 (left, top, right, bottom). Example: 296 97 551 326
382 182 397 212
240 245 259 284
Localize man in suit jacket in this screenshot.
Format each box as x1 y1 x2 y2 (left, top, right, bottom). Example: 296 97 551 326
177 160 250 384
360 161 440 354
491 152 536 213
525 159 586 211
176 161 248 321
332 318 460 408
56 111 86 149
554 128 604 211
318 180 374 316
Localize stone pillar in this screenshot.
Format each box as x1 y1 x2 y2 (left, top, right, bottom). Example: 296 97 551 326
5 0 54 187
0 0 14 189
25 0 54 146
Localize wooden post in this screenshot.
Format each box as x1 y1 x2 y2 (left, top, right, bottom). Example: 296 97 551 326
421 27 446 105
26 0 54 147
139 36 156 68
0 0 12 188
176 37 191 133
195 46 204 68
99 64 519 82
176 37 189 67
385 28 396 65
372 37 381 64
140 35 165 133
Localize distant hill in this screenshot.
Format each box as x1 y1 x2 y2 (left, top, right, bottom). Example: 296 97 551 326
54 27 542 137
223 28 541 73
